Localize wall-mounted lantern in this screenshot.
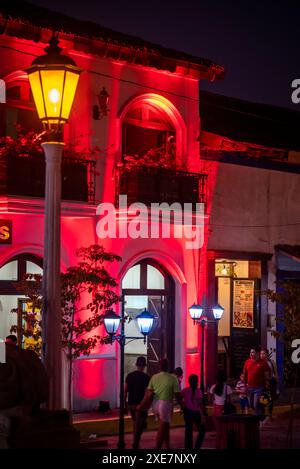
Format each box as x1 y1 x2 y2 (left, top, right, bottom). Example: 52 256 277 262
93 87 110 120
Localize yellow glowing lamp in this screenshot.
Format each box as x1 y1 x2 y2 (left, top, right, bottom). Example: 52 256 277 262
26 35 81 136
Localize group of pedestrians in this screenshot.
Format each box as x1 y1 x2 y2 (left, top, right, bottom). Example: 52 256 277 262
242 346 278 422
125 357 205 449
124 346 278 449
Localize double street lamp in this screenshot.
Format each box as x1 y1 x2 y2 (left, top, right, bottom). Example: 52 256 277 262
26 34 81 409
103 303 154 449
188 302 224 395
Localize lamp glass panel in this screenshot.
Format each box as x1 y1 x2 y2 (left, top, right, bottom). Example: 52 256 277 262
189 304 203 320
61 71 80 119
213 306 224 320
137 316 153 335
40 69 65 119
104 317 120 335
28 71 45 119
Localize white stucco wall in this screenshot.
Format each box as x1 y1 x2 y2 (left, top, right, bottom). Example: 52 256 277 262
207 162 300 252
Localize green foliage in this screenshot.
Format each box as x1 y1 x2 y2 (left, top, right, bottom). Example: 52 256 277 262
10 273 43 354
266 281 300 386
0 129 105 162
12 244 122 360
0 130 45 159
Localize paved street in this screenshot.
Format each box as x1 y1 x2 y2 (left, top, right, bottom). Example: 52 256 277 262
99 414 300 449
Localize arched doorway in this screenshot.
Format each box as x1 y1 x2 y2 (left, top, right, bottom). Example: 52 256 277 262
0 254 42 345
122 259 175 376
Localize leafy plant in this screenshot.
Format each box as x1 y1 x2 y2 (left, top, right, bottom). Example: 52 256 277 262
122 136 177 170
0 128 104 162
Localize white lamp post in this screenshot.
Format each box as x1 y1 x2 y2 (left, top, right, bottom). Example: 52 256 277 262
188 303 206 393
26 34 81 409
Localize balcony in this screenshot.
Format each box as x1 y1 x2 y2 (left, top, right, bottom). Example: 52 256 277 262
0 153 96 204
115 165 207 208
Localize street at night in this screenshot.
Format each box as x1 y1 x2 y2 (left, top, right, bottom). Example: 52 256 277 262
0 0 300 463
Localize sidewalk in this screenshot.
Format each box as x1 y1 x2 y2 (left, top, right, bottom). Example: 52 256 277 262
74 403 300 449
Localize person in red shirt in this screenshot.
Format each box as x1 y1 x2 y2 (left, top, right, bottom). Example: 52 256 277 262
243 347 270 418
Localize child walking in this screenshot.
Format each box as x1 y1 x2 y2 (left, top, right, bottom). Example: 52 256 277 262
236 373 249 414
181 374 206 450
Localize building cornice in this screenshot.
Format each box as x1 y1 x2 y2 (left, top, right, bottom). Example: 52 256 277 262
0 7 224 80
0 196 97 218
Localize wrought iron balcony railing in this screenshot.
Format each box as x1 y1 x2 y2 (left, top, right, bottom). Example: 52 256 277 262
0 153 96 204
115 165 207 208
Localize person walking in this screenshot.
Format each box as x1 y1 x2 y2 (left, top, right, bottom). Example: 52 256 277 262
173 367 184 390
235 372 249 414
209 370 233 431
243 346 270 420
124 356 150 449
182 374 206 449
261 348 278 422
5 334 17 345
138 358 181 449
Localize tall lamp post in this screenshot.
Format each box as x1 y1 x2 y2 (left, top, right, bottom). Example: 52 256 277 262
103 303 154 450
26 34 81 409
189 302 224 395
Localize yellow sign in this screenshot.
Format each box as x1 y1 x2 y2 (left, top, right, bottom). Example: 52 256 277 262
233 279 255 328
0 220 12 244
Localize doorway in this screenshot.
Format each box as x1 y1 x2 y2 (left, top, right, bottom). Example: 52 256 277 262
215 258 261 377
122 259 175 376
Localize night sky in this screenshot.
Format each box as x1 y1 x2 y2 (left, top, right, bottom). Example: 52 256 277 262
31 0 299 110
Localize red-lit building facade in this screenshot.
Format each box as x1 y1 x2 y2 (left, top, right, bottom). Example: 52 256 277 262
1 3 300 411
0 2 225 411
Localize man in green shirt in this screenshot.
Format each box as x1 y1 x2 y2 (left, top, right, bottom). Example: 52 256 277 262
141 358 182 449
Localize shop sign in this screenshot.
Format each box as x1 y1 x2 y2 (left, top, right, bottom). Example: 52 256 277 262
0 220 12 244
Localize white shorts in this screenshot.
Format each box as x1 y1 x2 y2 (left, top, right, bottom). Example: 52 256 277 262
152 400 173 423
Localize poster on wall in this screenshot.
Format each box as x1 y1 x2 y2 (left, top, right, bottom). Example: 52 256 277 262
233 279 254 328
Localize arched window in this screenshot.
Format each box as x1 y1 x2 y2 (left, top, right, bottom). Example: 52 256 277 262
122 101 176 167
122 259 174 376
0 254 42 345
0 74 42 138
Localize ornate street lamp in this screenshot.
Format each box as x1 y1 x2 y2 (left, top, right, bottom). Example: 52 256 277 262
104 300 154 449
189 301 224 395
27 35 81 139
26 34 81 410
93 87 110 120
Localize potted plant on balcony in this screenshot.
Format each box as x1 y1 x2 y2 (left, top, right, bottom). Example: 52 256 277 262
122 135 177 170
